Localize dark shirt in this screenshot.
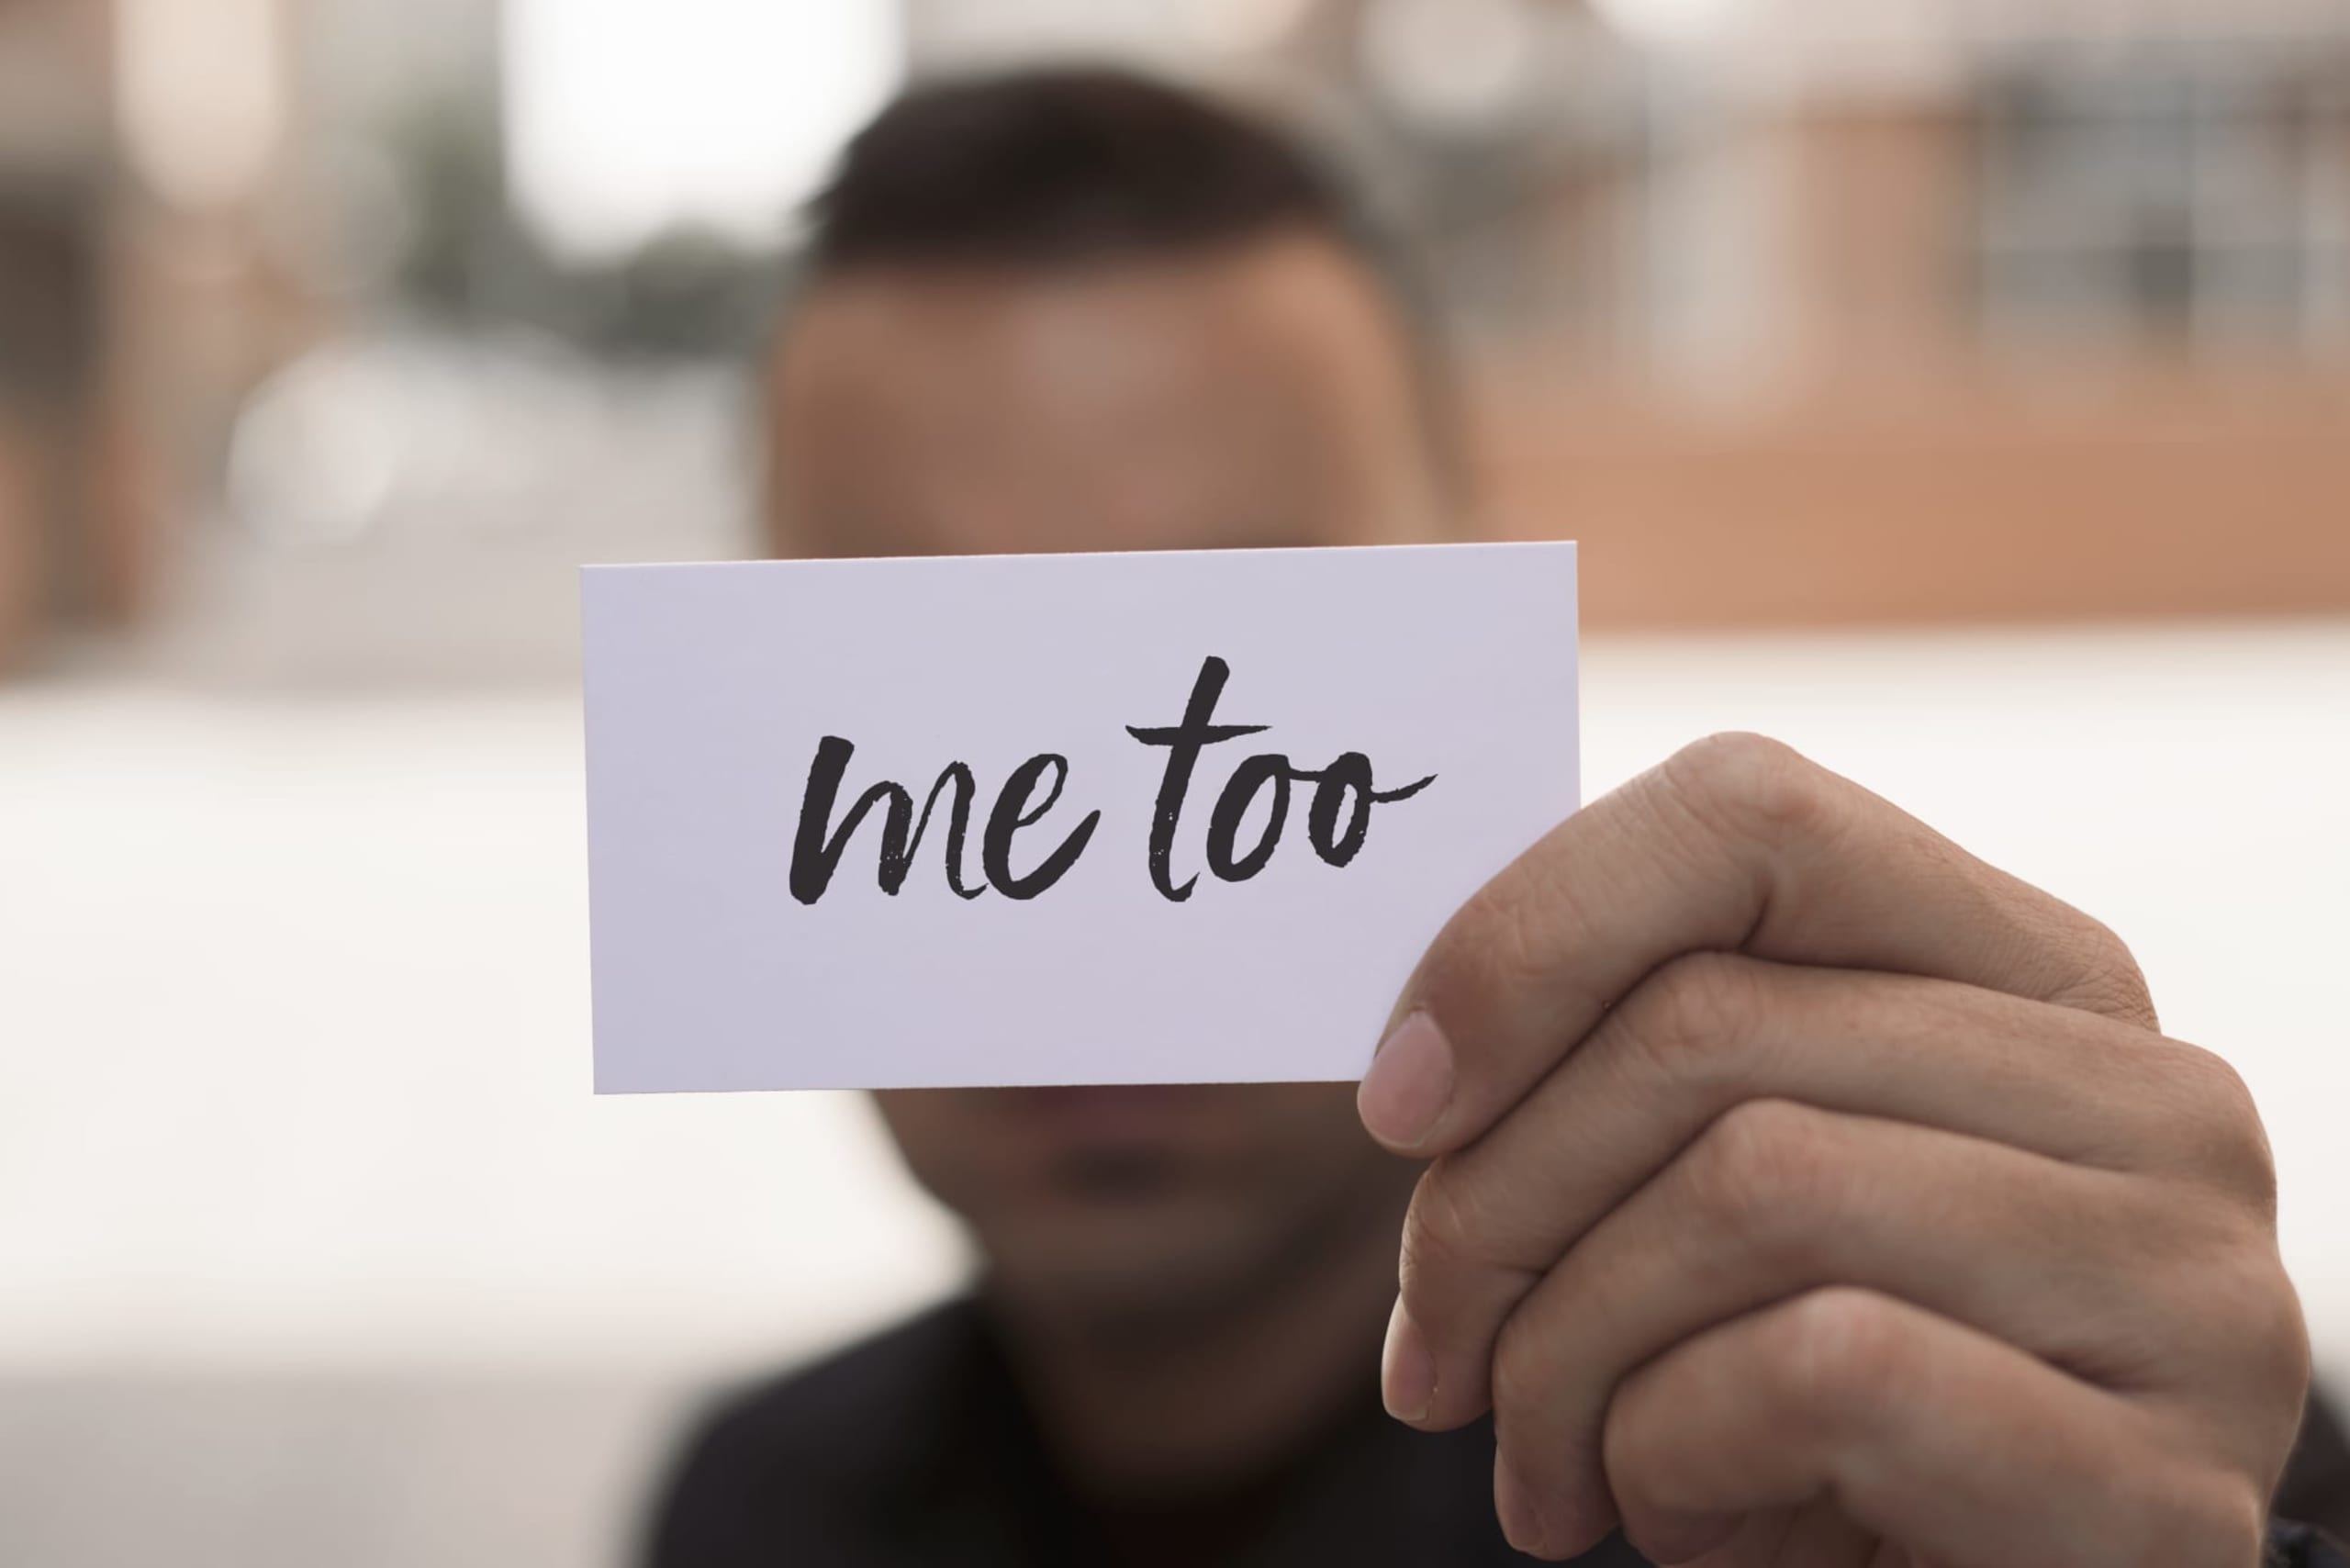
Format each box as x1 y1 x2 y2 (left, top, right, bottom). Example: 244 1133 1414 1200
646 1297 2350 1568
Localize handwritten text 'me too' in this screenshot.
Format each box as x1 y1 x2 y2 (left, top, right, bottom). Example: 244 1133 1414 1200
789 657 1436 906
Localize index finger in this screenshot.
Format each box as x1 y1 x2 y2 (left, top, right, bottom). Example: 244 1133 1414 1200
1357 732 2156 1156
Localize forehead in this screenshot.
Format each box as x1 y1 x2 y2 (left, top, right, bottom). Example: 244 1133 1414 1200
766 232 1437 558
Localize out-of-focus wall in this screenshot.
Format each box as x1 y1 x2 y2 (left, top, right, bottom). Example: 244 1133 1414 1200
9 0 2350 681
0 404 34 663
0 0 106 668
1459 21 2350 626
0 0 317 675
1482 375 2350 627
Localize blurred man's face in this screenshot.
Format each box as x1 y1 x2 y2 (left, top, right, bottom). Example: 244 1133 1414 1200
766 231 1443 1330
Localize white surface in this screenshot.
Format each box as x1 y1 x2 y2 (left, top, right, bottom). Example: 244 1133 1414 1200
0 688 966 1375
0 1373 685 1568
583 544 1579 1091
503 0 901 256
2 618 2345 1376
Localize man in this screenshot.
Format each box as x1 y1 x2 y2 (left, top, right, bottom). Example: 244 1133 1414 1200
646 69 2344 1565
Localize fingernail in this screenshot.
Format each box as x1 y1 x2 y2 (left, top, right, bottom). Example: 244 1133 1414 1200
1381 1295 1436 1423
1494 1456 1547 1557
1359 1011 1453 1149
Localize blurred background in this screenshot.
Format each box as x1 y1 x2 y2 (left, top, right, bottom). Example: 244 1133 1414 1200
2 1 2346 1564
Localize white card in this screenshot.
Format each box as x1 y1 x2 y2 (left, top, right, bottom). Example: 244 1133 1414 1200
583 542 1578 1092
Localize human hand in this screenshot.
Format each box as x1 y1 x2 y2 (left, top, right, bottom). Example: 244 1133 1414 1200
1359 734 2308 1566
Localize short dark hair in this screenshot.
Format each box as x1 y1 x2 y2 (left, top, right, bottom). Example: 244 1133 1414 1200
800 66 1460 494
810 67 1370 273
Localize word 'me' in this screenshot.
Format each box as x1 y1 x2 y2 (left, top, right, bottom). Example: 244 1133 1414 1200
789 656 1435 905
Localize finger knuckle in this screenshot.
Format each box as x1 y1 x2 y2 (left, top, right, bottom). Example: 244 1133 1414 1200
1618 951 1766 1093
2053 915 2161 1029
2255 1269 2313 1415
2166 1475 2271 1568
1765 1287 1913 1435
2167 1044 2277 1210
1596 1400 1653 1513
2149 1199 2307 1428
1489 1309 1556 1425
2221 1256 2312 1417
1397 1162 1511 1301
1473 879 1565 1000
1659 732 1832 850
1395 1182 1461 1301
1434 862 1593 1025
1685 1099 1846 1268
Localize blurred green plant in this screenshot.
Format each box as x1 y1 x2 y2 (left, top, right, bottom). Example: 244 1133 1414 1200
383 89 792 362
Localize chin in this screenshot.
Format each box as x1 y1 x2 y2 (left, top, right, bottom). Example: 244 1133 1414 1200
980 1203 1284 1328
873 1082 1408 1327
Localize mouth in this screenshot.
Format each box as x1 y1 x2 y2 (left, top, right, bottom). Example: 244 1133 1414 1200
983 1087 1247 1202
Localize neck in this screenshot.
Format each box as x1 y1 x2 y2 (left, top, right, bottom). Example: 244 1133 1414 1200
988 1182 1412 1499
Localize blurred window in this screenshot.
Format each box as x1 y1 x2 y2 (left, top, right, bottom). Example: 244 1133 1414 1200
1975 46 2350 353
